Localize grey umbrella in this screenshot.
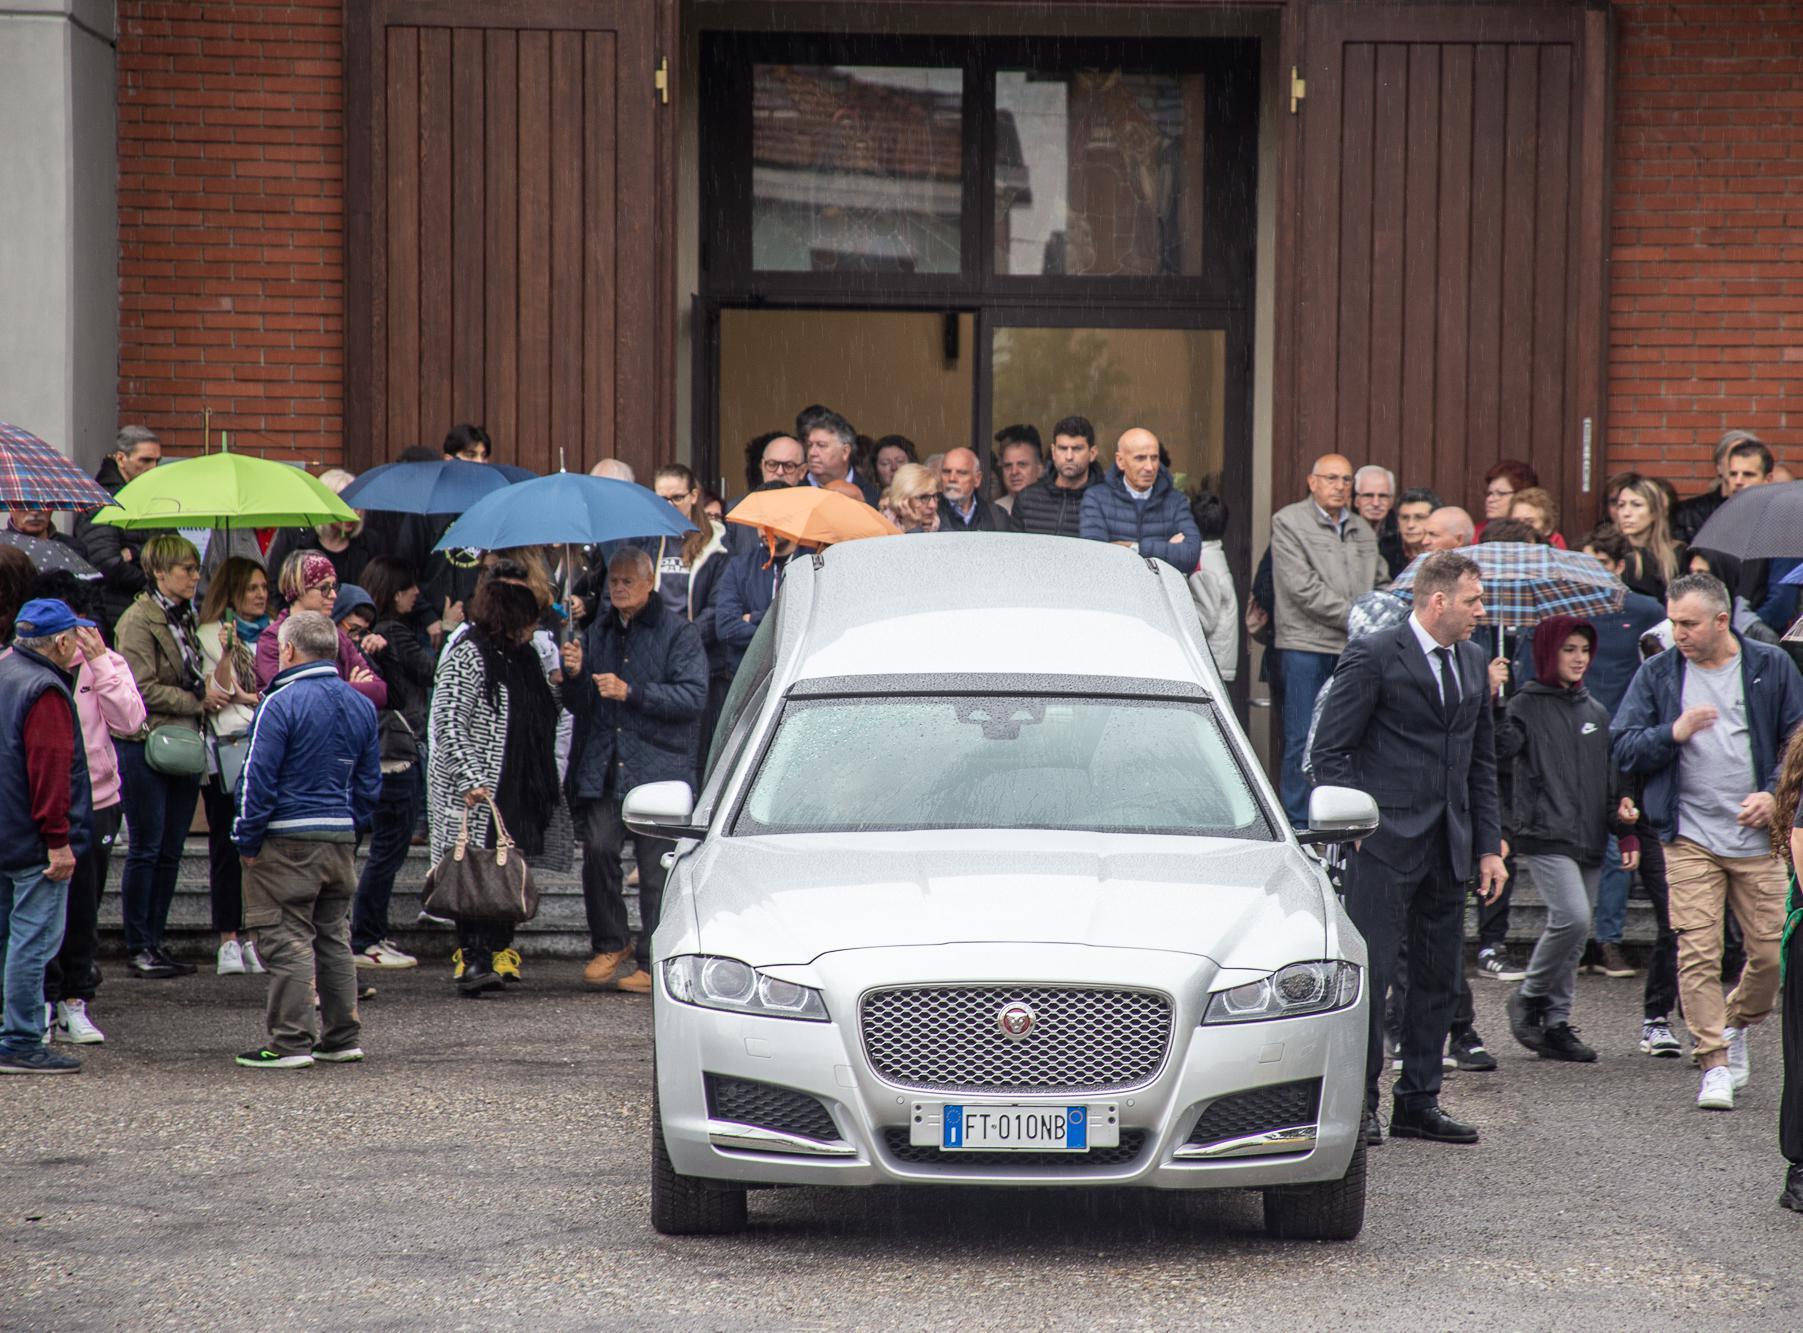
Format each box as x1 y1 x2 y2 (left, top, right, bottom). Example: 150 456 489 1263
1689 480 1803 560
0 529 99 577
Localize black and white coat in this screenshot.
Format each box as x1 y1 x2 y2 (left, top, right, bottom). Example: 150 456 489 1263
427 633 508 866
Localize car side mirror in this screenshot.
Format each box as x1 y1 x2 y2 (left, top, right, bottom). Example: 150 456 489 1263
623 781 705 840
1296 786 1380 847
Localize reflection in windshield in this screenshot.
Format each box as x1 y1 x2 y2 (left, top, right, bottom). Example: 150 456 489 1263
736 695 1268 837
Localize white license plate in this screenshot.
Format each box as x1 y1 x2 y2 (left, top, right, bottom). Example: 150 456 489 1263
909 1102 1120 1151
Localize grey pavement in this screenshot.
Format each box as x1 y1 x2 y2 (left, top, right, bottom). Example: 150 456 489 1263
3 961 1798 1331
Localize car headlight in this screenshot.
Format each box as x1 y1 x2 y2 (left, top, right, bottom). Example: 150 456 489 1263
661 955 830 1021
1201 961 1360 1024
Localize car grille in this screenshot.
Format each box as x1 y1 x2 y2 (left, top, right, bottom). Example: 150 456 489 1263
859 985 1173 1096
882 1127 1148 1169
1184 1079 1322 1147
705 1074 840 1142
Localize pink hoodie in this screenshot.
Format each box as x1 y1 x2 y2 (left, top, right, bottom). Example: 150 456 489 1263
74 650 147 809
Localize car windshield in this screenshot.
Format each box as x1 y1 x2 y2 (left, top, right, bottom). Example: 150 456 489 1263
734 694 1271 838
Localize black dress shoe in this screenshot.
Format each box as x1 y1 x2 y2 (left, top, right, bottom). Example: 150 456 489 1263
151 946 197 977
1389 1102 1479 1145
1781 1164 1803 1215
1363 1109 1384 1146
128 950 179 979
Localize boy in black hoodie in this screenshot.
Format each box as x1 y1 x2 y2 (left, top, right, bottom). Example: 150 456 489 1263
1500 614 1642 1061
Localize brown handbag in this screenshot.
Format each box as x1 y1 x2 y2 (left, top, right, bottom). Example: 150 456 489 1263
422 796 541 924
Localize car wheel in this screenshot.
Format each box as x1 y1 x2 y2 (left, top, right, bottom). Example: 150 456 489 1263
1261 1135 1366 1241
650 1084 748 1236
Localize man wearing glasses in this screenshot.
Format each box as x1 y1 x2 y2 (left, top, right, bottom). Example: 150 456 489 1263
758 436 807 486
1269 453 1380 826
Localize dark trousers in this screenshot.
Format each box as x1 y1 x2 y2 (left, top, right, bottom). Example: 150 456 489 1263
1781 880 1802 1165
1636 834 1681 1021
575 795 670 964
1346 841 1465 1115
351 764 422 952
1477 854 1515 952
1387 922 1477 1039
116 741 203 953
45 803 120 1004
201 779 243 934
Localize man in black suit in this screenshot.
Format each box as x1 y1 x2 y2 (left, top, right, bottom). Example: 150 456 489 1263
1311 550 1508 1146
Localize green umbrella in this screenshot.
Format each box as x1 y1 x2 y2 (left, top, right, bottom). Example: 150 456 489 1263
92 450 356 530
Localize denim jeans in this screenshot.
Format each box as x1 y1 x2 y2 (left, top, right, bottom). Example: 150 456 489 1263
351 764 422 952
0 865 67 1054
1593 834 1629 944
116 740 203 954
1279 649 1337 826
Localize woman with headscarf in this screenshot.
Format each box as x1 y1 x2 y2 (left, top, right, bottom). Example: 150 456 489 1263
254 551 387 709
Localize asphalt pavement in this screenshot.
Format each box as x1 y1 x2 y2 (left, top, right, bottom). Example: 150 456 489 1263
4 962 1798 1330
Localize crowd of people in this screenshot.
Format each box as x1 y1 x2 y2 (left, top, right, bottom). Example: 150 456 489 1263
0 414 1795 1212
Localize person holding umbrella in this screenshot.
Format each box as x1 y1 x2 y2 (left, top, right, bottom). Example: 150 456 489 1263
74 426 164 633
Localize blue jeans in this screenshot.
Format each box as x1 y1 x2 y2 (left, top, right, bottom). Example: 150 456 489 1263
0 865 66 1054
351 762 422 952
1594 833 1629 944
1280 649 1337 826
116 740 203 954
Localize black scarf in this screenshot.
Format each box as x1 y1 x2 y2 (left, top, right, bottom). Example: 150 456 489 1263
471 625 559 857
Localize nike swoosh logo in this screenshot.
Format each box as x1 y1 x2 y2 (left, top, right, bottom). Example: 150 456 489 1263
1581 722 1599 734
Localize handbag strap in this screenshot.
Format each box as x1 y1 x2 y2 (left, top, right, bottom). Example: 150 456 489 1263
452 793 516 863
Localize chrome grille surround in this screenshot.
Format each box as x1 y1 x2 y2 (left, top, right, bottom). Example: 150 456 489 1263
859 984 1174 1096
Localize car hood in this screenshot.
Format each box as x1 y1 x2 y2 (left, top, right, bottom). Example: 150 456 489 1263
680 830 1328 972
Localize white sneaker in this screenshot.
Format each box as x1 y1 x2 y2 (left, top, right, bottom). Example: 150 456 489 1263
1723 1026 1750 1089
217 940 245 975
1697 1066 1735 1111
54 999 105 1044
356 940 418 969
240 939 267 974
43 1002 54 1044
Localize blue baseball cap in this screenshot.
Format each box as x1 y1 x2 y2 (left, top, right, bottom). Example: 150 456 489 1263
14 599 97 637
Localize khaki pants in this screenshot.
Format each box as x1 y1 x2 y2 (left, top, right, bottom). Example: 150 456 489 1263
1663 837 1786 1063
243 837 359 1057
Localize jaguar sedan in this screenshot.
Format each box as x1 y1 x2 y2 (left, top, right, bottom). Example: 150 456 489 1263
628 534 1376 1240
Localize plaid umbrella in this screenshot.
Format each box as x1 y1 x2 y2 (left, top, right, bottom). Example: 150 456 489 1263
1389 542 1626 626
0 423 115 511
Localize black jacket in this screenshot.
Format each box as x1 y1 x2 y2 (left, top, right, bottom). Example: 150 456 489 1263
1309 623 1502 880
74 457 161 633
937 491 1011 533
1496 682 1635 866
1009 465 1103 539
1673 486 1726 546
366 615 435 737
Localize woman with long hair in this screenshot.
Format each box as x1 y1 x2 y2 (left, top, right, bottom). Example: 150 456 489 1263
1611 473 1682 600
652 464 728 621
427 561 561 995
195 556 270 974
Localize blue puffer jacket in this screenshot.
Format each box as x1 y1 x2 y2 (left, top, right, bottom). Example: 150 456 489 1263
1077 466 1201 572
233 659 382 856
714 545 800 677
563 593 709 801
1611 635 1803 843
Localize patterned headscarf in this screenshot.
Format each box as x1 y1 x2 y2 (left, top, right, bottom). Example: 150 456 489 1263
300 553 336 591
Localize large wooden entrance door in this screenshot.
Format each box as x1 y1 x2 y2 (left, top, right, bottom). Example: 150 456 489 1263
345 1 672 477
1276 1 1612 521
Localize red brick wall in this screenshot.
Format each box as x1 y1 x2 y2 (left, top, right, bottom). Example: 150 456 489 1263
117 1 345 467
1607 2 1803 492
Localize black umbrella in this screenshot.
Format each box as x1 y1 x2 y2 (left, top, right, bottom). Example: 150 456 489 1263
1689 481 1803 561
0 529 98 577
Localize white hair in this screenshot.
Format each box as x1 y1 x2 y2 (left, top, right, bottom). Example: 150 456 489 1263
1354 464 1395 492
590 458 635 483
279 609 339 661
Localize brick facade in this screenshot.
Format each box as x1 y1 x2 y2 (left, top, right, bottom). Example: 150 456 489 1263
117 1 344 466
1607 1 1803 491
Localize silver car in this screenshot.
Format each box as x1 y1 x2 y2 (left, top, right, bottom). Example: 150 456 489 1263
628 533 1377 1240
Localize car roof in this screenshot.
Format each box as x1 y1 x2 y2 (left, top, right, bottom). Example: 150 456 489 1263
776 532 1216 688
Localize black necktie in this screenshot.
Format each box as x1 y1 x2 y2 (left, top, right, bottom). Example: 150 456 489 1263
1433 646 1457 715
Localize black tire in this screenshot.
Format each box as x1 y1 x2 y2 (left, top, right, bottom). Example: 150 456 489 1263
1261 1135 1366 1241
650 1086 748 1236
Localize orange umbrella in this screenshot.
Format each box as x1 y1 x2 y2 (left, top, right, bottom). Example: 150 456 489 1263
726 486 900 549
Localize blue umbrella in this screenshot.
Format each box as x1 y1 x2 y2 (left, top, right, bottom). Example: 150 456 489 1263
433 472 694 552
338 459 535 515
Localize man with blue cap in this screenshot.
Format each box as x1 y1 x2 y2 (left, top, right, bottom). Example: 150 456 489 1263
0 599 95 1074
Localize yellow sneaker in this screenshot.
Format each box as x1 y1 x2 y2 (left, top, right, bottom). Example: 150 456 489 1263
493 948 523 985
451 948 465 981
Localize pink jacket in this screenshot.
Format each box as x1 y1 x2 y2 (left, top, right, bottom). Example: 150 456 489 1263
75 650 148 808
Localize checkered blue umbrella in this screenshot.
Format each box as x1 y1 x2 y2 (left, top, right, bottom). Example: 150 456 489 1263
1388 542 1626 626
0 423 115 511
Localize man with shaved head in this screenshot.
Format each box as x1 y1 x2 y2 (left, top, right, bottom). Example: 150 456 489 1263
1077 428 1199 572
1270 452 1381 825
936 447 1009 532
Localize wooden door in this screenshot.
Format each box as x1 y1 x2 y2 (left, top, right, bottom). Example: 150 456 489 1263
1276 1 1612 524
345 1 672 478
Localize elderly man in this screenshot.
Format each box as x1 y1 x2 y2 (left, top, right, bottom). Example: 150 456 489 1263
1078 428 1199 573
803 409 879 504
1269 453 1380 826
232 610 383 1070
1613 572 1803 1113
1011 414 1103 538
1422 505 1475 552
562 548 707 995
75 426 164 633
6 508 83 555
1355 465 1399 575
0 600 95 1075
937 448 1010 532
992 425 1044 515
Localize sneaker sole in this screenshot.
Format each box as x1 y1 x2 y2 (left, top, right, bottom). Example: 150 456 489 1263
1600 969 1638 979
312 1049 365 1063
1478 970 1528 982
53 1030 105 1045
356 957 418 969
1639 1043 1682 1058
1697 1098 1734 1111
235 1056 315 1069
0 1063 80 1074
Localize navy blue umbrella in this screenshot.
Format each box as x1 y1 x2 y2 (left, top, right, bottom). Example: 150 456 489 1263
432 472 694 552
338 459 535 515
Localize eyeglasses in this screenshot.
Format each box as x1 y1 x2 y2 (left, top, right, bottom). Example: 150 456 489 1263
762 459 806 476
1312 473 1354 485
311 581 339 595
172 562 200 574
1485 486 1515 499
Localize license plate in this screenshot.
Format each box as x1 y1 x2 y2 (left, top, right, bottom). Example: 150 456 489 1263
909 1102 1119 1151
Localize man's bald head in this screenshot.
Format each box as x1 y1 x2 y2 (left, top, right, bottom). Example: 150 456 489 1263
1423 505 1475 551
1307 454 1354 516
1115 429 1162 491
939 448 981 503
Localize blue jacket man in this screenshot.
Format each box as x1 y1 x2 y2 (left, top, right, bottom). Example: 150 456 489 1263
1076 429 1200 573
231 611 381 1070
715 541 803 678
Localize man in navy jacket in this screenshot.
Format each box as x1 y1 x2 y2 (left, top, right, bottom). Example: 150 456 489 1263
1077 428 1200 573
232 610 382 1070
